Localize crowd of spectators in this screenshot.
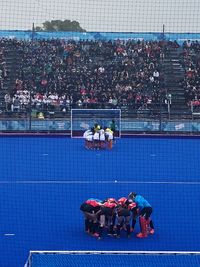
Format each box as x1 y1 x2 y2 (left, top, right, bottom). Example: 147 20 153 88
180 40 200 112
3 37 200 118
0 40 8 90
2 38 170 117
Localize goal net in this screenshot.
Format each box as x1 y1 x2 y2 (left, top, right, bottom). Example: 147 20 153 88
25 250 200 267
71 109 121 138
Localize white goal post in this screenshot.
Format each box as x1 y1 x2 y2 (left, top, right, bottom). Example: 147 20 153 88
71 109 121 138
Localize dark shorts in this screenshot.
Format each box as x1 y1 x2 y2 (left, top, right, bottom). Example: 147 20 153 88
140 207 152 219
101 206 114 216
117 208 130 217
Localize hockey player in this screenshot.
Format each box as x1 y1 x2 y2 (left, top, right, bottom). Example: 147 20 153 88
115 197 131 238
128 192 154 238
105 128 113 149
83 128 94 149
98 198 118 238
99 127 106 149
80 198 102 237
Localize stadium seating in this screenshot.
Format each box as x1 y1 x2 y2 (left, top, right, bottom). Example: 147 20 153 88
1 38 200 119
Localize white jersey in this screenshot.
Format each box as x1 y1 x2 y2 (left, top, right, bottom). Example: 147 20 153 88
86 134 93 142
83 130 93 141
105 129 113 140
93 131 100 140
99 129 105 141
107 132 113 140
83 130 91 138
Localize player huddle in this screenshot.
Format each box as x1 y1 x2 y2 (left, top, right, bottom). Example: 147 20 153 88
83 123 114 150
80 192 154 240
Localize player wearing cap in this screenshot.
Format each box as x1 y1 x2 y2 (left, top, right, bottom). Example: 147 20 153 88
94 124 101 132
128 192 154 238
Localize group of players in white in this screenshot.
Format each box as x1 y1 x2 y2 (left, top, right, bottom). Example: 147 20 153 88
83 124 114 150
80 192 154 240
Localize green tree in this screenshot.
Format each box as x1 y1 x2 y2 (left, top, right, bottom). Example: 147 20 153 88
36 19 86 32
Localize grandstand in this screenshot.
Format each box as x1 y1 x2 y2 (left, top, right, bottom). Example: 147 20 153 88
0 1 200 267
1 33 200 127
0 36 197 120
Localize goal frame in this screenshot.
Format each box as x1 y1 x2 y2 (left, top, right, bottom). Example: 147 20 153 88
70 108 121 138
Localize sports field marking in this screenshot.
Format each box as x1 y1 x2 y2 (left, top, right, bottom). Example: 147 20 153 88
0 180 200 185
29 250 200 255
4 233 15 236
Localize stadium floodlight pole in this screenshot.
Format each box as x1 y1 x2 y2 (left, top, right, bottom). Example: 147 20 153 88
159 24 165 132
162 24 165 41
29 23 35 131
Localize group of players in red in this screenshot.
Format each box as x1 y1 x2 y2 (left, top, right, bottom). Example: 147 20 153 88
80 192 154 240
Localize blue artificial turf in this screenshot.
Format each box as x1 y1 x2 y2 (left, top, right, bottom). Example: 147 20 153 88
0 136 200 267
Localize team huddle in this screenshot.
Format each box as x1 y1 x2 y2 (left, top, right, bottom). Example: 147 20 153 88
83 121 116 150
80 192 154 240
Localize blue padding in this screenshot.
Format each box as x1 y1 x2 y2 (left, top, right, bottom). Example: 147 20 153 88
1 30 200 45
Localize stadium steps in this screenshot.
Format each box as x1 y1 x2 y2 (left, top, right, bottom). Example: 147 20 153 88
5 49 22 90
0 48 22 110
163 48 191 118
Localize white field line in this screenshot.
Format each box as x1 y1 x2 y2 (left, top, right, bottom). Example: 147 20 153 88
29 250 200 255
0 180 200 184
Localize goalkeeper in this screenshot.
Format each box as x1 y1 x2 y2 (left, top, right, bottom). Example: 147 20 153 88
128 192 155 238
110 120 116 141
110 120 116 134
